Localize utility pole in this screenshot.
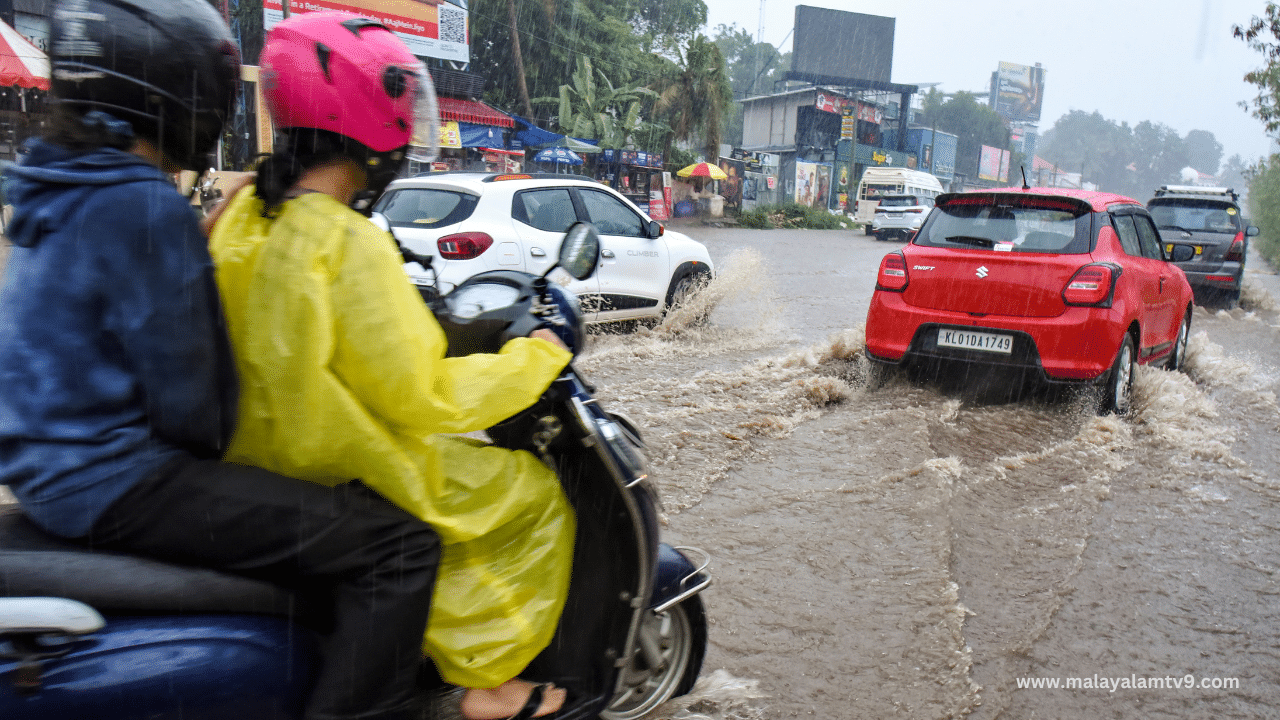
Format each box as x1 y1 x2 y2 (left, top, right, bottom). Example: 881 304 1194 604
282 0 290 19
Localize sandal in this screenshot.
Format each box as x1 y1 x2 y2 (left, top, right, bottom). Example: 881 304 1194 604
426 683 560 720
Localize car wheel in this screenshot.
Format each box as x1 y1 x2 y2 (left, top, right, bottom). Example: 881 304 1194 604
1100 334 1135 416
1223 287 1241 310
600 597 707 720
1166 311 1191 372
664 272 710 323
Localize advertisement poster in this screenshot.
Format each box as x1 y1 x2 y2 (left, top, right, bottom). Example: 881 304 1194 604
794 162 832 209
994 61 1046 123
717 157 745 210
978 145 1010 182
264 0 469 63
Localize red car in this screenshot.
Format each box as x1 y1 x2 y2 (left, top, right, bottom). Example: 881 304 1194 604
864 187 1195 413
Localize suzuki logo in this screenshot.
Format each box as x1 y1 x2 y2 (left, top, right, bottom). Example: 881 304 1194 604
976 266 989 278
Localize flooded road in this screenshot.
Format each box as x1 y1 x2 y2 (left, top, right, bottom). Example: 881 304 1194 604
578 227 1280 719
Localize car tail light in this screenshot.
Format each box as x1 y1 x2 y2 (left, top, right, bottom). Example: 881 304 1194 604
876 252 909 291
1062 264 1116 307
1224 231 1245 262
904 208 924 213
437 232 494 260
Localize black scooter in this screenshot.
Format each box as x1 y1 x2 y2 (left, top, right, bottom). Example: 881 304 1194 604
0 222 711 720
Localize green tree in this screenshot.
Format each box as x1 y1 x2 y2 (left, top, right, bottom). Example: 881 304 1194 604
1219 153 1252 191
1183 129 1224 175
1038 110 1136 195
1246 155 1280 264
921 92 1010 179
651 34 734 161
469 0 704 125
1235 4 1280 133
1131 120 1190 195
535 56 659 148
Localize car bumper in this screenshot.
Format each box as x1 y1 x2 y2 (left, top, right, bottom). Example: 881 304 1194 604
864 292 1126 382
1178 263 1243 293
871 218 925 232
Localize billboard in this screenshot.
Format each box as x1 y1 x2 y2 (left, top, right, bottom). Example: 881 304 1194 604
264 0 469 63
993 61 1045 123
978 145 1011 183
792 6 894 84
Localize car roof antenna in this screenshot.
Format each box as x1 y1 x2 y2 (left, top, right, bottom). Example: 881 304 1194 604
1020 165 1030 191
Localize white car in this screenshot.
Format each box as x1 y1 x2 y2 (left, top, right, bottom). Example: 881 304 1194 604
869 194 934 241
371 172 714 323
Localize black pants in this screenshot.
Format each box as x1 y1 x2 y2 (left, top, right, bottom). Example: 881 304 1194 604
88 457 440 720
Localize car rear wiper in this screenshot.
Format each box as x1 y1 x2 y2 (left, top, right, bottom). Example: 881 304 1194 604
944 235 996 248
1156 224 1193 235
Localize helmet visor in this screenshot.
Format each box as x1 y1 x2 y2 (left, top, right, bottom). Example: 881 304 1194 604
407 63 439 165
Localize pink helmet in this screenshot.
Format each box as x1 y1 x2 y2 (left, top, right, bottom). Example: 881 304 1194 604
260 11 438 155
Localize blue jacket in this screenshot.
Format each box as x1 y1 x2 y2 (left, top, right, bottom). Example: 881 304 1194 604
0 141 237 537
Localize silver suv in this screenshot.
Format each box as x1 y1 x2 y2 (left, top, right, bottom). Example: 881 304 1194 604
1147 185 1258 308
869 194 933 241
371 172 714 324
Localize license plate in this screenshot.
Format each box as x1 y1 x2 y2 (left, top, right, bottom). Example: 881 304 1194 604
1165 243 1203 256
937 328 1013 354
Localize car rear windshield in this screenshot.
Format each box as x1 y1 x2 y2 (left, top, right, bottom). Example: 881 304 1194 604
373 188 479 229
1148 198 1241 234
876 196 919 207
914 197 1091 254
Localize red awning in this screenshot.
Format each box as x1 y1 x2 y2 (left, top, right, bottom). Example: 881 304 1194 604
0 21 48 91
438 97 514 128
480 147 523 156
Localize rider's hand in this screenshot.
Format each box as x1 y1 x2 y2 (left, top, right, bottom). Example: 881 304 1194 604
200 174 254 237
531 328 569 351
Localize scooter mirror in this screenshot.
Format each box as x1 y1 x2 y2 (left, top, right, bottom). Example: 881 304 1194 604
559 222 601 280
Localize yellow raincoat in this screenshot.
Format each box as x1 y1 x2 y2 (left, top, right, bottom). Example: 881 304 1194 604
208 187 576 688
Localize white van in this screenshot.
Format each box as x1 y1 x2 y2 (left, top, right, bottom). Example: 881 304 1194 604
854 167 944 226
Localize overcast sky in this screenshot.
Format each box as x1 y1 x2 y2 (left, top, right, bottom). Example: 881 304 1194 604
703 0 1274 164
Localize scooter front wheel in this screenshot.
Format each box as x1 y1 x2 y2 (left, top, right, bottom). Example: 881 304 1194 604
599 596 707 720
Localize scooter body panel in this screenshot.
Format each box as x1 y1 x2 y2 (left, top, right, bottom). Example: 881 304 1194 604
0 615 316 720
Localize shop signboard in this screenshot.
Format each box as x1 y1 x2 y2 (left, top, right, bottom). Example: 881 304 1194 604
602 149 616 162
264 0 469 63
621 150 638 165
636 151 648 166
438 121 462 149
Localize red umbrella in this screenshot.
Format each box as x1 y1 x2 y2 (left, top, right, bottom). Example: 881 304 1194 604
0 21 49 91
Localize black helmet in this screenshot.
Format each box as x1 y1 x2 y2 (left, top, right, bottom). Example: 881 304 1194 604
50 0 241 170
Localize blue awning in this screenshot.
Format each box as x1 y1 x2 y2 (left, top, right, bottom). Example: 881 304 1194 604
458 123 506 149
510 116 562 149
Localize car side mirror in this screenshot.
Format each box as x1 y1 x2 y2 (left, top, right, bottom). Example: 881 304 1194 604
1168 244 1195 263
1247 225 1260 237
369 211 390 232
648 219 664 238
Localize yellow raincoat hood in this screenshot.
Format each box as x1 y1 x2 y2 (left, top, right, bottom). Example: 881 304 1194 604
209 187 575 686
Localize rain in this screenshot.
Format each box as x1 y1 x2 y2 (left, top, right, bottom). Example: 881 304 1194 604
5 0 1280 718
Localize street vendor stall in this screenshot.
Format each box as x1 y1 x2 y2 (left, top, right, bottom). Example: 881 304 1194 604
0 19 49 160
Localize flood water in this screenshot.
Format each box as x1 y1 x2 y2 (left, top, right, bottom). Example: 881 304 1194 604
578 227 1280 719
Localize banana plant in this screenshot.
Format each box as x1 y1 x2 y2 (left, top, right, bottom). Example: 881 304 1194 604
533 57 661 149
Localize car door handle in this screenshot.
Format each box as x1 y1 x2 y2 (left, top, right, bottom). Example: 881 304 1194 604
601 249 616 258
530 248 546 258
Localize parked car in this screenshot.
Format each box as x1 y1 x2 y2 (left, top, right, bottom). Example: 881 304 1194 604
370 172 714 324
864 187 1195 414
869 194 933 241
1146 185 1257 308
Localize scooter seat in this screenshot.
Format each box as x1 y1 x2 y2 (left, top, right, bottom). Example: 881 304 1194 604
0 505 295 616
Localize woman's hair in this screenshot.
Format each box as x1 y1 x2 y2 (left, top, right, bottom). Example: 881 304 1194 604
254 128 352 217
